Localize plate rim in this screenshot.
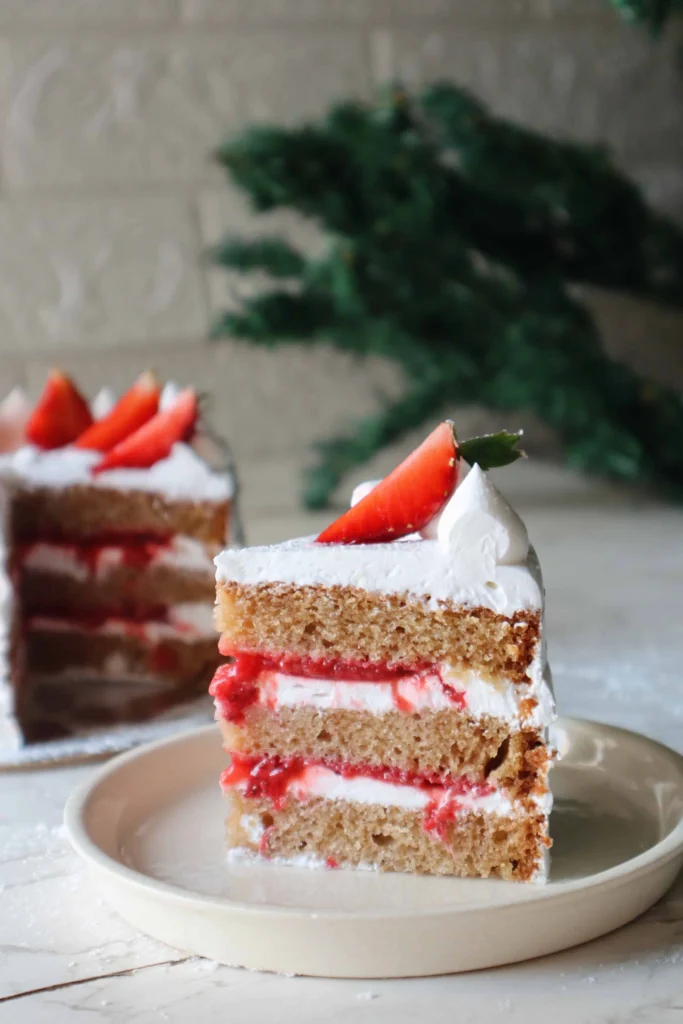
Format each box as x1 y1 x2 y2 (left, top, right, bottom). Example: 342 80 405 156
64 716 683 922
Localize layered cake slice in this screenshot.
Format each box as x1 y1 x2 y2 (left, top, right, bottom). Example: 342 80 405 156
211 423 555 882
0 371 235 743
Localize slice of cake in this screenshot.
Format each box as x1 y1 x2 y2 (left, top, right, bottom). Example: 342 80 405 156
211 423 555 882
0 371 236 744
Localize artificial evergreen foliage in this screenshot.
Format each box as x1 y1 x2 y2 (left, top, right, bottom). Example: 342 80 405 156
609 0 683 30
210 83 683 509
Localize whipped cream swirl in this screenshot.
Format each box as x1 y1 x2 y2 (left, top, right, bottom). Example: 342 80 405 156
350 480 381 507
352 463 529 568
427 463 529 566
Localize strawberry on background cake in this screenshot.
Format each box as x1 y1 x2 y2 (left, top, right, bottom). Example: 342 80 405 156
211 423 555 882
0 370 237 745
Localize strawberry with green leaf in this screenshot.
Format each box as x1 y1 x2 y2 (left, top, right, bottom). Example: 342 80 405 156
316 422 524 545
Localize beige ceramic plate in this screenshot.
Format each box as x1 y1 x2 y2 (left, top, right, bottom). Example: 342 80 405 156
64 718 683 978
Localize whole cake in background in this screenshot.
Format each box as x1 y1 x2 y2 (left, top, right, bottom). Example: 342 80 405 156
0 371 236 746
211 423 555 882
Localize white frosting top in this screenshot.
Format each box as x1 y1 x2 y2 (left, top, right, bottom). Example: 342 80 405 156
216 534 542 614
216 460 540 613
0 441 233 502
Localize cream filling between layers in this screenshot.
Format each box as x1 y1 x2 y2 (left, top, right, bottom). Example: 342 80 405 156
21 535 216 582
29 665 167 686
291 766 516 814
230 763 552 818
259 670 453 715
258 659 555 729
235 777 551 881
28 602 216 641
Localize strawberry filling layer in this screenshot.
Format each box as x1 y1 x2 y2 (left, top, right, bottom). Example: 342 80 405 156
222 752 498 847
215 647 429 681
28 606 214 676
18 535 175 574
28 609 168 633
210 653 467 723
222 751 481 800
27 608 207 637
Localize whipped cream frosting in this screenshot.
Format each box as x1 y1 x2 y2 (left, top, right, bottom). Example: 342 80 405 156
28 601 216 640
229 762 520 816
160 381 183 410
260 671 456 716
433 464 529 565
0 441 233 502
90 387 116 420
22 535 215 582
350 480 381 507
229 763 551 834
258 664 554 729
216 463 539 613
355 464 528 566
216 535 542 614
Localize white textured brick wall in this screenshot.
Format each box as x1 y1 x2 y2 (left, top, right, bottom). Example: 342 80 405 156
0 0 680 509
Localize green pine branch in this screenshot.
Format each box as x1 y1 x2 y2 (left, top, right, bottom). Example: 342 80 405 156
208 237 306 277
609 0 683 30
210 292 335 342
420 85 683 308
210 82 683 508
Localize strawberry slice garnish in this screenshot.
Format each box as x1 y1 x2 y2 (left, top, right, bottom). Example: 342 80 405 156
75 371 161 451
316 423 525 545
317 422 459 545
25 370 93 450
92 388 197 474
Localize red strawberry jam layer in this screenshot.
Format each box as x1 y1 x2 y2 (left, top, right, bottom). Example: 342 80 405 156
28 608 209 677
216 646 430 682
222 751 484 800
209 654 467 724
210 660 261 723
222 752 495 846
18 534 176 576
28 608 198 636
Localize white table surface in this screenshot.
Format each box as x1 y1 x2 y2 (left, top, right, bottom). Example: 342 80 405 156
1 461 682 1023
